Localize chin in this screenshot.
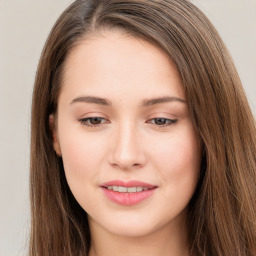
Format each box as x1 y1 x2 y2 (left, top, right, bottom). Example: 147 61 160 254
89 210 172 238
104 221 157 237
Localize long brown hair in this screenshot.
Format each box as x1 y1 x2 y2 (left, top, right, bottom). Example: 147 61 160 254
30 0 256 255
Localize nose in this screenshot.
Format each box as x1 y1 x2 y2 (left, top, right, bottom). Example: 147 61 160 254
108 122 147 170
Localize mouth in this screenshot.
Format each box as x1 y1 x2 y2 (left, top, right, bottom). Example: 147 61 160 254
104 186 152 193
100 180 157 206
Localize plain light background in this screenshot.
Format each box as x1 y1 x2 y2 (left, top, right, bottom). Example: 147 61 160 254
0 0 255 255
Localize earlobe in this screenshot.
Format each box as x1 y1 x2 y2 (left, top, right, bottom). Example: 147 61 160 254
49 114 62 156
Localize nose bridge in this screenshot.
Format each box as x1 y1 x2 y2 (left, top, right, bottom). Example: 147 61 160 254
109 120 146 169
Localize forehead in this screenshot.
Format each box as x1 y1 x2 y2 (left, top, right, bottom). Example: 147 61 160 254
60 30 185 103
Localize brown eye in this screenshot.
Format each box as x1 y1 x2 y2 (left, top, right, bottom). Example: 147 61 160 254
79 117 109 127
90 117 103 125
147 118 177 127
154 118 168 125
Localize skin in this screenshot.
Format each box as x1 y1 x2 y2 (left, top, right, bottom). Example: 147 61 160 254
50 31 201 256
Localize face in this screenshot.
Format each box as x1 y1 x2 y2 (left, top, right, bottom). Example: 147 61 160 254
51 31 201 238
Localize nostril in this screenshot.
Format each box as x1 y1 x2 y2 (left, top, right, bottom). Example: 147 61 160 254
109 159 145 170
108 134 147 169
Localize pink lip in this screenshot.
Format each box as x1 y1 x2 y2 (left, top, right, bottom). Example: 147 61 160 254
101 180 157 206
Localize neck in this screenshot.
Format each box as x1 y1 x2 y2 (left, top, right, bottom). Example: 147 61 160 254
88 212 190 256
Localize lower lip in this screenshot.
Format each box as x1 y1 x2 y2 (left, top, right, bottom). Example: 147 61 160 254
101 187 157 206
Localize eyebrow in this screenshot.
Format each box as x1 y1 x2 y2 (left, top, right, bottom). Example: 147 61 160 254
70 95 186 106
142 96 186 106
70 96 112 106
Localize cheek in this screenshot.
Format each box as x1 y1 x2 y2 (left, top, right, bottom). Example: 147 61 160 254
58 128 106 192
151 132 201 222
153 135 200 172
150 127 201 193
58 133 107 210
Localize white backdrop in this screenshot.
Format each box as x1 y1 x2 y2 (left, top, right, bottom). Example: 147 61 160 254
0 0 255 255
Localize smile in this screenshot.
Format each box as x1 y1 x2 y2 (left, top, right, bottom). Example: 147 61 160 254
105 186 150 193
101 180 157 206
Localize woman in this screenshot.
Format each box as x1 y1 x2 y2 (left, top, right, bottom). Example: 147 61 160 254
30 0 256 255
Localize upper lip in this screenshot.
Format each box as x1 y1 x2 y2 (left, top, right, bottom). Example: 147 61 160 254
101 180 157 188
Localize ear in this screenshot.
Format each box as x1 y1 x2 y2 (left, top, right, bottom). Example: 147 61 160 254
49 114 62 156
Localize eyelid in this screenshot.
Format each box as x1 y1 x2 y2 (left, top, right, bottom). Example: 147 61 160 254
146 117 177 127
77 112 178 128
145 112 178 128
146 111 177 119
78 114 110 127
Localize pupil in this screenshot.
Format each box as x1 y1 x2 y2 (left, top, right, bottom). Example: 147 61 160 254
91 117 101 124
155 118 166 125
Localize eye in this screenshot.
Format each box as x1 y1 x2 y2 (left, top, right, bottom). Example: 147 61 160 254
79 117 109 127
147 118 177 127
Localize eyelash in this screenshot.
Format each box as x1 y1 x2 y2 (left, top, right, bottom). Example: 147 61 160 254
79 117 109 127
146 118 177 127
79 117 177 128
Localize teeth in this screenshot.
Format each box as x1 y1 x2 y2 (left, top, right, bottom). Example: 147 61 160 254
106 186 150 193
127 187 136 193
136 186 143 192
119 186 128 192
